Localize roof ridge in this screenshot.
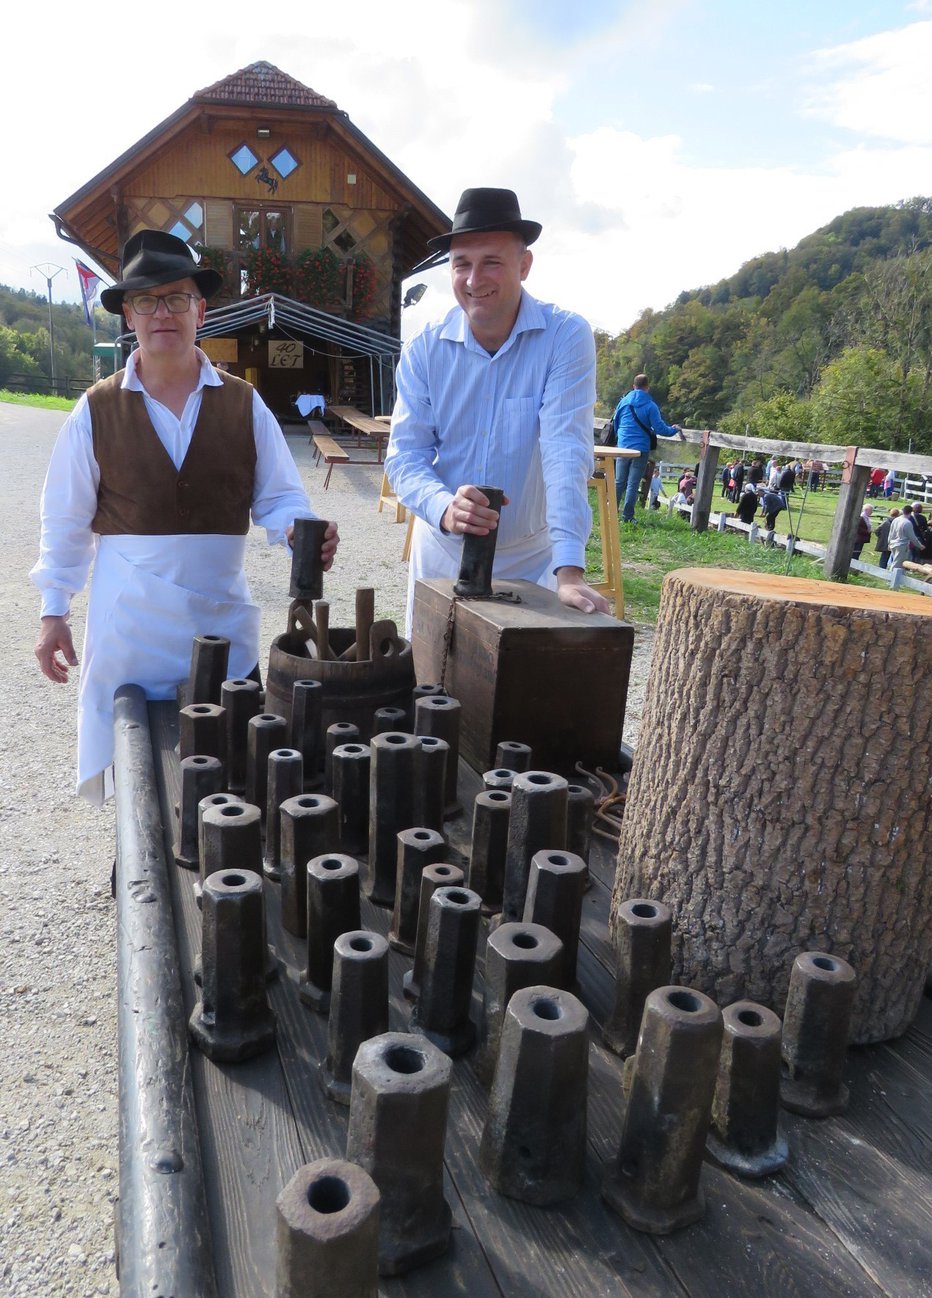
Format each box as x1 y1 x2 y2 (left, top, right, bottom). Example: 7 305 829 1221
193 61 337 110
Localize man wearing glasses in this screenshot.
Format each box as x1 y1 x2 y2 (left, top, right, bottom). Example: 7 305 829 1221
32 230 337 805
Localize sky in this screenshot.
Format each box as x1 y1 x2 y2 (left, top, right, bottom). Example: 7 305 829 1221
4 0 932 338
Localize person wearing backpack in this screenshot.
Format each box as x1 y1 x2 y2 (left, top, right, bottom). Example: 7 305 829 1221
611 375 683 523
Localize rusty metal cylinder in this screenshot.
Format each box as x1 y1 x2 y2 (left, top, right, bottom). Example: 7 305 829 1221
221 677 262 792
565 783 595 866
414 735 448 834
320 931 390 1105
409 683 444 728
187 633 230 706
300 854 361 1013
289 518 329 601
175 754 223 869
325 722 360 795
188 868 275 1062
478 922 563 1085
501 771 568 923
331 742 371 856
199 800 263 894
265 748 304 882
603 898 673 1058
290 678 324 788
410 886 481 1056
195 792 245 898
522 849 587 989
275 1158 380 1298
389 828 448 956
246 713 288 821
279 794 340 939
468 789 511 915
415 695 462 815
367 732 420 907
482 768 516 792
707 1001 788 1177
178 702 226 767
780 951 857 1117
479 985 589 1205
602 986 723 1234
346 1033 452 1276
414 695 461 815
372 705 407 736
494 740 532 773
402 863 465 1002
453 486 504 598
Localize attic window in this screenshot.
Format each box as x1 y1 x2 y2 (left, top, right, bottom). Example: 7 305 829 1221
230 143 259 175
270 147 299 180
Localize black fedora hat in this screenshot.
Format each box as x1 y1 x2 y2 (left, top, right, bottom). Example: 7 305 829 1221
100 229 223 314
426 188 542 254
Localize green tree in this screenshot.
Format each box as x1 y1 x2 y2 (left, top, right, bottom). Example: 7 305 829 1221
809 345 928 451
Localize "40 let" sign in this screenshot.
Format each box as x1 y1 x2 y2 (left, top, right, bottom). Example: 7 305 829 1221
269 340 304 369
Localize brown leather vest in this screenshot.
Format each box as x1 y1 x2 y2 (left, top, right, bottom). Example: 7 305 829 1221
88 370 256 535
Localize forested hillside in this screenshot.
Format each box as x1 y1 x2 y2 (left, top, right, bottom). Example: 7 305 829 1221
597 196 932 454
0 286 119 393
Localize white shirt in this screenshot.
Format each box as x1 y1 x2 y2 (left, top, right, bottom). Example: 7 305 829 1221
31 349 313 803
31 349 311 616
386 290 596 574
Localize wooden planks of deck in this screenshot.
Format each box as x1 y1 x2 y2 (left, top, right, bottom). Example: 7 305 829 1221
134 700 932 1298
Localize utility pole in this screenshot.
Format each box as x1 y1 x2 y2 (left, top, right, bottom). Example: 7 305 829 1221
31 263 65 394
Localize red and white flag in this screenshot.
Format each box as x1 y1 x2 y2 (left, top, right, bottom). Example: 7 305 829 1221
75 259 102 326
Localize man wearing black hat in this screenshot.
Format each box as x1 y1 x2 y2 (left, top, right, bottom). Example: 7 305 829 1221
386 188 608 632
31 230 337 804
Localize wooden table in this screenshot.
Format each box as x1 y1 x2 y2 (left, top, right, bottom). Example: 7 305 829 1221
328 405 390 463
115 694 932 1298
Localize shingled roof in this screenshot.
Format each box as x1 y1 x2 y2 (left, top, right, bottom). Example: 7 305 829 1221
193 61 337 110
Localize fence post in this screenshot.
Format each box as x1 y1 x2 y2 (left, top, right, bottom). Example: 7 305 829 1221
690 431 718 534
823 447 870 582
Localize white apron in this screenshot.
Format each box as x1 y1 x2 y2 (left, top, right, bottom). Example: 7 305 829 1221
77 540 260 805
405 516 556 637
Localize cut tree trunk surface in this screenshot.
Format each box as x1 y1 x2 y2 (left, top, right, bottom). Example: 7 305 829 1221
611 567 932 1044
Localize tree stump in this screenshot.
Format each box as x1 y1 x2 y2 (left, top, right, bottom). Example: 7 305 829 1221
611 568 932 1043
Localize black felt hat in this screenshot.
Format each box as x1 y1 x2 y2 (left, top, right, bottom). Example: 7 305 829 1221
426 188 542 254
100 230 223 314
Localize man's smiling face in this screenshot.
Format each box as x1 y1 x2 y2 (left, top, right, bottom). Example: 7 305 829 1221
449 230 532 352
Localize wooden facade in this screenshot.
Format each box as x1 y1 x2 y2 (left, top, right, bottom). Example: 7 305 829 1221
50 62 449 412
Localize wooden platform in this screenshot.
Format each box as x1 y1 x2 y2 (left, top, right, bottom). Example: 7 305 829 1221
118 700 932 1298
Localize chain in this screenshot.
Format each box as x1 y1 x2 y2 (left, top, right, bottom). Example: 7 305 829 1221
437 589 522 693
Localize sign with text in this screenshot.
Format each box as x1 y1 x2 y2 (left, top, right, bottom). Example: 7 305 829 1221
269 340 304 369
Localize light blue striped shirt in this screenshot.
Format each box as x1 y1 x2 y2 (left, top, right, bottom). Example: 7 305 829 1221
386 290 596 573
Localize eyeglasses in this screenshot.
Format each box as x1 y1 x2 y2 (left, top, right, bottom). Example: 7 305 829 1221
127 291 201 315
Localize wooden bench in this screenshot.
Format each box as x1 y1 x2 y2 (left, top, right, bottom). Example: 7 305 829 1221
311 431 350 489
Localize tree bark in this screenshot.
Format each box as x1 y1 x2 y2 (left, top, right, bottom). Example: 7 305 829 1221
611 568 932 1043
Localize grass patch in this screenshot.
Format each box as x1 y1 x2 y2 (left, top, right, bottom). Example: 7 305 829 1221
0 390 78 412
586 497 887 625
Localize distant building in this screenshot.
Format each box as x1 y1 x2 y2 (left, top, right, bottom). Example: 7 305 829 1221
51 61 449 415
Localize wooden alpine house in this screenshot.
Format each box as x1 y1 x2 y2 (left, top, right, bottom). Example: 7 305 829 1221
50 61 449 416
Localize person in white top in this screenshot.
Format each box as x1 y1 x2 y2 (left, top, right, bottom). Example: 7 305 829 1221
32 230 338 803
387 188 609 633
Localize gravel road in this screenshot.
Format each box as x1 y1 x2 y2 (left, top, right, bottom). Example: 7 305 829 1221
0 403 651 1296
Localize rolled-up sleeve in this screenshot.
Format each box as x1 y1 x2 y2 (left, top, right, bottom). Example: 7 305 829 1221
250 391 315 544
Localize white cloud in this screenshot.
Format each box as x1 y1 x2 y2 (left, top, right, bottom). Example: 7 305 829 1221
805 20 932 145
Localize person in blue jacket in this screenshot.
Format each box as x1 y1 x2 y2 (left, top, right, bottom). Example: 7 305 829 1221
611 375 683 522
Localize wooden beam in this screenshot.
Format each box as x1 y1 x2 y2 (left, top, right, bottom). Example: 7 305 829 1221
824 448 871 581
690 429 719 534
679 428 932 477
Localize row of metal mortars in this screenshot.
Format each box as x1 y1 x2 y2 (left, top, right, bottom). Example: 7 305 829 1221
171 628 857 1298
